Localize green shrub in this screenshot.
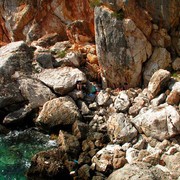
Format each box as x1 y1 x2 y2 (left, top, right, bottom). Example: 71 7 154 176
172 72 180 81
112 10 124 20
57 50 67 58
90 0 101 8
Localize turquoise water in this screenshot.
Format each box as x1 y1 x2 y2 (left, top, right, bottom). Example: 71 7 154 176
0 129 57 180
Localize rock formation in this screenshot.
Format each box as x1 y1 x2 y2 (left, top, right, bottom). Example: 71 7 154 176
0 0 179 179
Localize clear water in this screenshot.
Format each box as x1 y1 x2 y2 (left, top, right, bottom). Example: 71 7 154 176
0 129 57 180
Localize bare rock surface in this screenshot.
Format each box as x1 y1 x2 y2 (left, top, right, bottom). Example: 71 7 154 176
107 162 172 180
35 96 81 130
148 69 171 98
107 113 138 144
131 104 180 141
38 67 87 95
19 78 56 108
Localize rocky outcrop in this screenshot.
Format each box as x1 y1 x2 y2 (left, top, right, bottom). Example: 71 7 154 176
139 0 180 30
25 69 180 180
0 0 94 44
0 1 179 180
95 6 152 88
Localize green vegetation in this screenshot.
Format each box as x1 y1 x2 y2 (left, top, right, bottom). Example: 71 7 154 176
172 71 180 81
90 0 101 8
56 50 67 58
112 10 124 20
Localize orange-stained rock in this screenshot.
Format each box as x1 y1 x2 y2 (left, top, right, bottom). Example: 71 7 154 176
0 0 94 45
87 53 98 64
50 0 94 35
0 14 10 45
124 0 152 38
66 20 94 44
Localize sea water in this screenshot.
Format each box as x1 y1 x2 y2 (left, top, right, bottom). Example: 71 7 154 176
0 129 57 180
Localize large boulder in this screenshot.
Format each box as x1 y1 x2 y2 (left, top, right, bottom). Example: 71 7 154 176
95 6 152 88
38 67 87 95
144 48 171 85
35 96 81 130
131 104 180 141
19 78 56 108
107 113 138 144
166 82 180 105
148 69 171 98
0 82 24 109
0 41 33 84
107 162 172 180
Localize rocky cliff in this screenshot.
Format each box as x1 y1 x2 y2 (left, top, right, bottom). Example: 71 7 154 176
0 0 179 87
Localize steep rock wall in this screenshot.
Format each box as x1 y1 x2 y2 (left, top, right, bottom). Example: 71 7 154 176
0 0 94 43
95 0 179 88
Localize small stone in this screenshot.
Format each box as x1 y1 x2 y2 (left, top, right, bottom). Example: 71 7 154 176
72 120 89 140
114 91 130 112
126 148 139 164
96 90 110 106
113 157 127 169
89 102 98 110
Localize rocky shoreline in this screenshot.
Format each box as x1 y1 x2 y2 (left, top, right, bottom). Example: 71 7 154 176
0 40 179 180
0 0 180 179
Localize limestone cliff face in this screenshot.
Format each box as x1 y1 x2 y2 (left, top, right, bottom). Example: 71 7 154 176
0 0 94 43
95 0 179 88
